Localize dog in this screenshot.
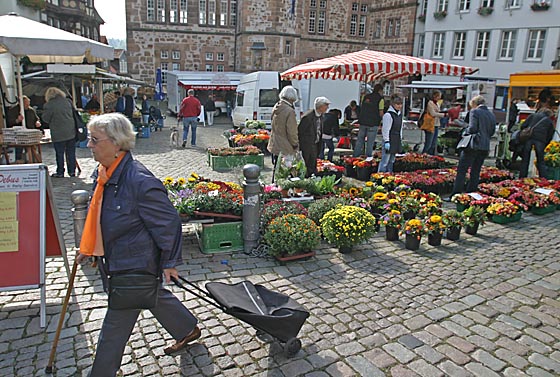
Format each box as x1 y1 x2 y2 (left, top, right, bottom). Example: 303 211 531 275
169 126 180 148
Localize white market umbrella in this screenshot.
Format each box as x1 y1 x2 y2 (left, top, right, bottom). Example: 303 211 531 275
0 13 114 123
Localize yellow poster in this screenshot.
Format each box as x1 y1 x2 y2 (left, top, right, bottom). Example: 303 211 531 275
0 221 18 252
0 192 17 222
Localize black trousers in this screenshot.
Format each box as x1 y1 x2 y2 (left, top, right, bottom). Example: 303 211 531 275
452 149 489 194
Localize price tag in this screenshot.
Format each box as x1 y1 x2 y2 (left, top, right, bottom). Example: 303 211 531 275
468 193 483 200
439 171 449 175
535 188 553 196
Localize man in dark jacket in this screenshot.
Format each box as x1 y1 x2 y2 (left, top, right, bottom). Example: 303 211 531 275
519 108 555 178
205 95 216 126
450 95 496 196
298 96 330 177
319 108 341 162
353 84 384 160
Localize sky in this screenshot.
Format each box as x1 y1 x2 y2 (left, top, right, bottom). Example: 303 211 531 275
96 0 126 40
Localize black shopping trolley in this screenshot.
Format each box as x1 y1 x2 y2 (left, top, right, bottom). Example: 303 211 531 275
172 276 309 357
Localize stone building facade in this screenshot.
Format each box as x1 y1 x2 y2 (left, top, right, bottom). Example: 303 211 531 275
126 0 418 86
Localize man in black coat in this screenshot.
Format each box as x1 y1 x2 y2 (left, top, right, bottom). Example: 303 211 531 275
519 108 555 178
298 97 330 177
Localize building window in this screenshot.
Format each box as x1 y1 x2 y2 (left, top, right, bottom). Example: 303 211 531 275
349 14 357 36
199 0 207 24
317 11 326 34
220 1 227 25
180 0 188 23
437 0 448 12
170 0 177 22
161 63 168 83
172 63 180 71
481 0 494 7
499 30 516 60
217 52 225 61
285 40 292 55
119 59 127 73
458 0 470 12
373 20 381 39
387 19 400 37
453 32 466 58
309 10 316 33
206 52 214 60
206 64 213 71
147 0 155 21
418 34 425 56
505 0 520 8
360 4 368 12
208 0 216 25
230 0 237 25
320 0 327 8
310 0 316 6
358 15 366 37
433 32 445 58
161 50 169 59
157 0 165 22
217 64 224 72
172 50 180 59
394 19 400 37
351 2 358 11
527 29 546 60
475 31 491 59
419 0 428 15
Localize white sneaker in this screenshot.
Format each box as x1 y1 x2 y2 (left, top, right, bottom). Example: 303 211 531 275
365 157 374 162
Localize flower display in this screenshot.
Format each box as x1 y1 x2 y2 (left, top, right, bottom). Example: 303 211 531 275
263 214 321 257
261 200 307 230
486 198 521 218
462 205 486 227
320 205 376 247
544 141 560 167
424 215 446 235
380 210 404 229
316 159 345 173
403 218 426 238
307 196 349 225
442 210 464 228
401 197 421 214
207 145 261 156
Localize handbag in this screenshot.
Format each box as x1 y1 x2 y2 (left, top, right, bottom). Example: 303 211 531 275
68 99 87 142
420 113 435 131
456 134 474 150
108 273 160 310
519 116 547 143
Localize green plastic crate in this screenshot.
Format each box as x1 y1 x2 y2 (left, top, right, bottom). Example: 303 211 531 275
197 221 244 254
544 166 560 181
208 154 264 171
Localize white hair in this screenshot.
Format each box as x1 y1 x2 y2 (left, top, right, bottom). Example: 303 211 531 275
88 113 137 151
279 86 298 102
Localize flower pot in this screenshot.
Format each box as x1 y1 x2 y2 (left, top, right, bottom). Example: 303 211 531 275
428 232 443 246
544 166 560 180
178 213 191 223
385 226 399 241
373 214 381 232
345 164 357 178
338 245 353 254
465 222 479 235
530 205 556 215
405 234 421 251
274 250 316 262
356 166 372 181
456 203 468 212
491 212 522 224
403 210 416 220
446 226 461 241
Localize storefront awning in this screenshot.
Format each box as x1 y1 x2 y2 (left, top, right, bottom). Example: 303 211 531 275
509 70 560 88
178 82 237 90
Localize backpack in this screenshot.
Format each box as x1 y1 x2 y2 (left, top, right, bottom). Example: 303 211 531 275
116 96 125 113
417 110 426 128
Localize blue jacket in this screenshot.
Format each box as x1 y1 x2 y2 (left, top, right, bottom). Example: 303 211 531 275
465 105 496 151
92 152 182 275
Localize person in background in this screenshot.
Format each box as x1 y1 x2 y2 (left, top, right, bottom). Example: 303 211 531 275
448 95 496 197
267 86 299 182
299 96 331 177
85 94 101 111
226 99 232 119
42 87 77 177
205 95 216 126
115 91 125 114
178 89 201 147
507 98 520 132
141 94 150 124
76 113 200 377
344 100 360 123
320 108 341 162
519 108 555 178
354 84 384 161
421 90 446 155
123 88 135 120
7 95 41 129
377 95 403 173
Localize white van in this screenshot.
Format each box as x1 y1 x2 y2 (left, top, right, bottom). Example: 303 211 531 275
232 71 300 128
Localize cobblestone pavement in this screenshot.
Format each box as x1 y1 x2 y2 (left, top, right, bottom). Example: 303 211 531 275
1 116 559 377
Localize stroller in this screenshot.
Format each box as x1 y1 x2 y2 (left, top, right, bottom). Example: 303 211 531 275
148 106 165 131
172 276 309 357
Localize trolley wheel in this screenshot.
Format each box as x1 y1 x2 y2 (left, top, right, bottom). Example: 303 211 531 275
284 338 302 358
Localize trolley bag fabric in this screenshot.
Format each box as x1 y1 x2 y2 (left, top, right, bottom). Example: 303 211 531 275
205 281 309 343
108 273 159 310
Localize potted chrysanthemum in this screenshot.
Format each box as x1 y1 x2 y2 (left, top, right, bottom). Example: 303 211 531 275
380 210 404 241
402 218 426 251
320 205 376 254
263 214 321 261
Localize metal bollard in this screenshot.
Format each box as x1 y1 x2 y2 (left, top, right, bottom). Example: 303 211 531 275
71 190 90 248
242 164 261 253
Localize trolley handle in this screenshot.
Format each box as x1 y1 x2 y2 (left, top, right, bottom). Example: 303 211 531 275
171 276 224 311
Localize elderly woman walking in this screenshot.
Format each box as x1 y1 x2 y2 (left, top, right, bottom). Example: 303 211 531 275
42 87 77 177
76 113 200 377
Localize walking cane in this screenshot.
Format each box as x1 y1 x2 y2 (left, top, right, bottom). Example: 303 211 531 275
45 259 79 374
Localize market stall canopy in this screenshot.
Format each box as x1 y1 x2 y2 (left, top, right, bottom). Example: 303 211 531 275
176 71 243 91
0 13 114 63
509 70 560 87
281 49 479 81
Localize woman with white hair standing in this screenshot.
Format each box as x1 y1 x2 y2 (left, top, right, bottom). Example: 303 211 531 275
298 96 331 177
267 85 299 181
42 87 77 177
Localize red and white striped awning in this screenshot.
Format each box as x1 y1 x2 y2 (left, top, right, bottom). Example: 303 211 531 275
281 49 479 81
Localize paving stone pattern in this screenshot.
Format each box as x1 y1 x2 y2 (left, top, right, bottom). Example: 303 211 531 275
1 117 559 376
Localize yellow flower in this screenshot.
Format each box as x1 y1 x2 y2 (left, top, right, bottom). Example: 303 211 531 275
188 177 196 182
388 198 399 204
190 172 199 179
399 191 407 197
430 215 442 223
163 177 174 185
349 187 359 196
177 177 186 185
390 210 401 215
365 181 374 187
373 192 387 201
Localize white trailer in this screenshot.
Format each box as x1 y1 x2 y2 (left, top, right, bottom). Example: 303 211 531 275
295 78 361 115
